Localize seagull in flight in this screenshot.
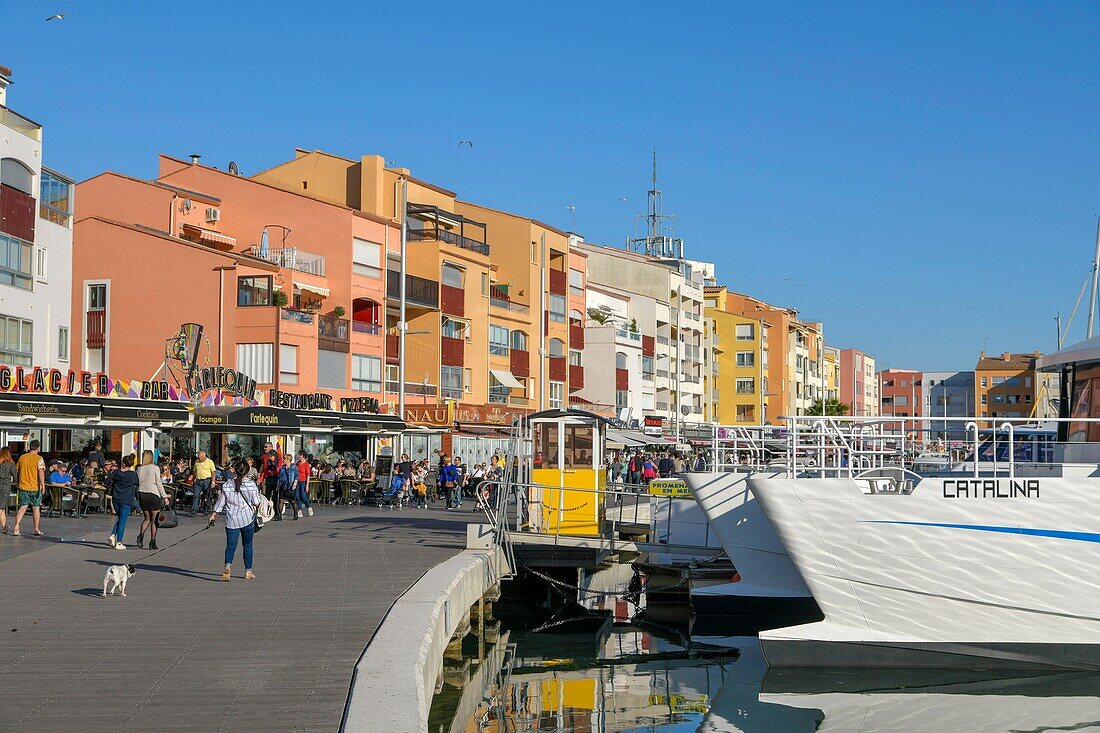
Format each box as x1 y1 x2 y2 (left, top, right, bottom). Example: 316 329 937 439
45 12 69 21
457 140 473 148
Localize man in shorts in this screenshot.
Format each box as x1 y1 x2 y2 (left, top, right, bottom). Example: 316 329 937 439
13 439 45 536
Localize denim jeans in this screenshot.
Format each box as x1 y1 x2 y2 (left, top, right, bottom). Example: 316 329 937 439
192 478 211 513
225 522 256 569
295 480 311 510
112 501 131 542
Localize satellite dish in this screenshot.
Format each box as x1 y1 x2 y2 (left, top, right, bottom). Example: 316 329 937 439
181 198 192 213
680 405 692 417
228 161 240 176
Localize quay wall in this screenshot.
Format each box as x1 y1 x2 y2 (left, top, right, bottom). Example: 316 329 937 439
341 545 508 733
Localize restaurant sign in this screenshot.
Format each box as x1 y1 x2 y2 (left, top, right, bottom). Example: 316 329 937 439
186 366 257 401
0 365 172 399
404 402 529 428
194 406 300 431
643 415 664 437
268 389 381 415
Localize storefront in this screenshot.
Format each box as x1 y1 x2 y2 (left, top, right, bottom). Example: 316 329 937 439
403 401 532 464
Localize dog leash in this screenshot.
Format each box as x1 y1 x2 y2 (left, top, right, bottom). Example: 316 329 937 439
134 522 213 564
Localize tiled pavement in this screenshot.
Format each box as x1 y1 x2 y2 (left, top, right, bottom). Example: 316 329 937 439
0 502 478 732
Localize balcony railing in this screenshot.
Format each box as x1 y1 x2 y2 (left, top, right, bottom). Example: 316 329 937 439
656 335 670 346
384 381 438 396
407 226 489 255
281 308 314 325
318 315 350 352
549 269 567 296
244 246 326 277
615 328 642 343
386 334 399 362
0 105 42 141
352 320 380 335
387 270 439 309
441 336 464 367
441 283 464 316
86 310 106 349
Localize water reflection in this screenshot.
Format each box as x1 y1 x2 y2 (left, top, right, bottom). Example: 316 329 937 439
438 621 1100 733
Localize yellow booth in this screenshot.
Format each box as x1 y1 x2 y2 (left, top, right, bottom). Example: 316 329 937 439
527 409 608 536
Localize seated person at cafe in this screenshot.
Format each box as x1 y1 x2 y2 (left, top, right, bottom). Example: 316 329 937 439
71 459 87 483
48 463 73 486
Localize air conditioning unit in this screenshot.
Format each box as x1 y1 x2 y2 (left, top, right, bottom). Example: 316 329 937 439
205 207 221 223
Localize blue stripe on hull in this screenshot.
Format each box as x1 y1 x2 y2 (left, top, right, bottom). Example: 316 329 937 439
862 520 1100 544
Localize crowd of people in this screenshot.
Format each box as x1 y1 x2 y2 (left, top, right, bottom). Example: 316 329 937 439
604 449 708 487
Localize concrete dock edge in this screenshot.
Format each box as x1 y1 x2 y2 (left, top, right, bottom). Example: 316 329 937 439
341 545 509 733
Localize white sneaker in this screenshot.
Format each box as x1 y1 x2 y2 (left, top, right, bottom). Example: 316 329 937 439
297 510 303 518
115 543 127 550
108 534 116 548
307 507 314 517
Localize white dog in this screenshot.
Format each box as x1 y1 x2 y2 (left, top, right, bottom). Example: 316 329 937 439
102 564 136 598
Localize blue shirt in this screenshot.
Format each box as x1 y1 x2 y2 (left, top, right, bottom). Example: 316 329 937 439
440 464 459 485
48 470 72 486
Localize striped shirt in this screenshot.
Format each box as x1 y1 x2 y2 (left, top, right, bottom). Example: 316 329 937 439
213 477 261 530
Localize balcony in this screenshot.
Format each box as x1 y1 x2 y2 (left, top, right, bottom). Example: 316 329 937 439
386 334 399 363
384 381 438 396
642 335 655 356
387 270 439 309
281 308 314 325
407 204 489 255
569 364 584 391
352 320 381 335
441 336 464 367
656 335 670 346
243 245 326 276
0 184 36 244
86 310 106 349
440 284 464 316
616 368 629 391
318 315 350 352
569 323 584 349
510 348 530 378
549 356 567 382
549 268 567 296
489 287 530 315
615 328 642 344
0 105 42 141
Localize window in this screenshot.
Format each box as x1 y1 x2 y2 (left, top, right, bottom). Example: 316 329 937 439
237 276 272 307
569 349 582 367
0 234 33 291
615 351 628 369
531 241 537 264
317 350 346 389
0 316 32 366
736 351 755 367
511 330 528 352
0 158 33 193
981 377 988 388
488 372 510 403
39 170 73 227
490 324 509 355
352 354 382 392
736 404 755 422
894 395 908 406
352 238 382 278
442 366 464 400
442 318 468 340
441 263 464 288
981 394 988 405
736 378 755 394
616 390 629 410
1025 393 1033 404
569 268 584 296
549 338 565 357
549 381 564 409
1025 376 1032 388
481 273 488 296
642 355 655 377
35 247 46 281
58 326 68 361
549 294 566 323
992 376 1005 386
464 368 472 392
280 344 298 385
735 323 754 341
88 283 107 309
236 343 273 384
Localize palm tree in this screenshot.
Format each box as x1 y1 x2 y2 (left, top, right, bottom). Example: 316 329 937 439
808 398 849 416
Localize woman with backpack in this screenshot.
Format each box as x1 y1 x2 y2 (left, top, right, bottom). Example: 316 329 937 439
208 460 262 582
107 454 140 550
641 455 658 486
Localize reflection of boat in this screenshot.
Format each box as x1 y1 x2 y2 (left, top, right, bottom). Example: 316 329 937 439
760 667 1100 733
686 469 823 634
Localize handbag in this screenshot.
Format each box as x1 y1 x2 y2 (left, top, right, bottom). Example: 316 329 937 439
157 505 179 529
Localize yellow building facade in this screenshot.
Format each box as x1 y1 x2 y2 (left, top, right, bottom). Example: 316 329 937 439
705 287 769 425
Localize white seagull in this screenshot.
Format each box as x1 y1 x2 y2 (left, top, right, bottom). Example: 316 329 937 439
457 140 473 148
45 12 69 21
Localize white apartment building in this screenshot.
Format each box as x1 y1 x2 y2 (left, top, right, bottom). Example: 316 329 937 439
579 244 707 437
0 66 73 371
576 283 657 425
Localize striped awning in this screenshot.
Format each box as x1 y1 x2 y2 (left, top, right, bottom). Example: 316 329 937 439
182 224 236 249
294 281 330 298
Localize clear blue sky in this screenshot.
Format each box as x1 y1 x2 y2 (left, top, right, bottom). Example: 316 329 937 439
4 1 1099 370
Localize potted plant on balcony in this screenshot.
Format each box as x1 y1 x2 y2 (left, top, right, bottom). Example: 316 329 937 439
630 318 639 333
273 290 289 308
332 305 346 318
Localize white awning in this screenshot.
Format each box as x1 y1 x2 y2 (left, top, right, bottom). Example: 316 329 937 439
294 281 330 298
489 369 523 390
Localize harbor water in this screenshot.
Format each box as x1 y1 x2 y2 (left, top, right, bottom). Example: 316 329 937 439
431 590 1100 732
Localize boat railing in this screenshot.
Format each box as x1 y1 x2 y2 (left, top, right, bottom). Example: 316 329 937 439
777 415 1095 481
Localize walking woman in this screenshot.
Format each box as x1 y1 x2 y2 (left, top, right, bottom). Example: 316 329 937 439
135 449 168 550
108 454 139 550
209 460 260 582
0 447 16 533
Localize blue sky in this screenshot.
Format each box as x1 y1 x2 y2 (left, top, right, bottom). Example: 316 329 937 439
3 1 1099 369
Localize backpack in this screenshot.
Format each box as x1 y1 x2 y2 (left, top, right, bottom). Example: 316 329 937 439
629 457 638 473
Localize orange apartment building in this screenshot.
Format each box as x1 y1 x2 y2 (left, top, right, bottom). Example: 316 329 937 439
72 155 399 459
974 351 1043 424
251 150 585 449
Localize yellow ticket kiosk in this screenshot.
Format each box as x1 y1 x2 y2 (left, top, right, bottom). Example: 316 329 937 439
528 409 608 536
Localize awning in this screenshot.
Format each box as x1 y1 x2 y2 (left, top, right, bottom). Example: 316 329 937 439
97 398 191 425
294 281 330 298
194 406 300 434
339 412 407 434
298 412 342 432
182 224 236 249
489 369 523 390
1036 335 1100 372
606 429 652 448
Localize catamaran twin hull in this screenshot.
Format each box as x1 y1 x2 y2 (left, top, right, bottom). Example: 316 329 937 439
749 474 1100 669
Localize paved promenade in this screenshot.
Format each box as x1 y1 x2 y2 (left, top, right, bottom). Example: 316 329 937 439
0 502 476 732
